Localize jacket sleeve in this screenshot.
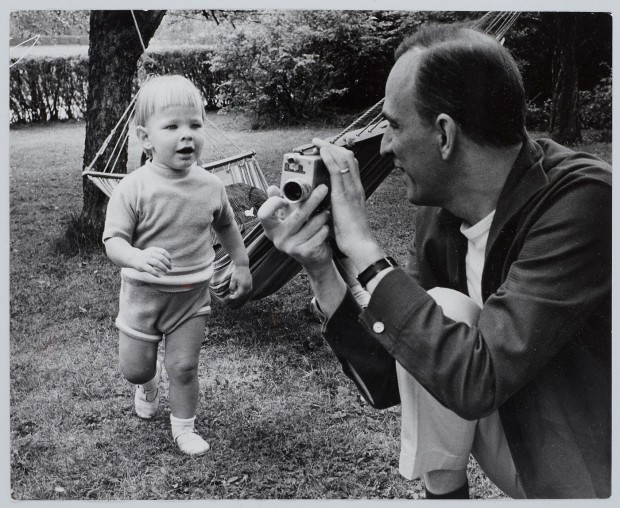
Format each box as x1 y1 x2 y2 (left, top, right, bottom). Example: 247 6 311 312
359 176 611 420
321 289 400 409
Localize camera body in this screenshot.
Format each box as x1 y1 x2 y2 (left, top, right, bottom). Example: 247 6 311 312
280 150 330 204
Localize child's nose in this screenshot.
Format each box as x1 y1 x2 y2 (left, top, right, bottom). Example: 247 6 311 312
181 130 193 141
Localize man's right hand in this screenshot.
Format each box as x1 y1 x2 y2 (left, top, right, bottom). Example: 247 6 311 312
258 184 348 318
258 184 333 272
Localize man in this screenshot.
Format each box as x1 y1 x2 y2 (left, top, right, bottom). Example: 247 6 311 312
258 24 611 499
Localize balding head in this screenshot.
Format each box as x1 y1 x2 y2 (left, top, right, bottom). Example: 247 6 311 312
394 23 527 147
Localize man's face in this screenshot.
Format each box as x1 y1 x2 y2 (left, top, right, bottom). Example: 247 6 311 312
379 49 450 206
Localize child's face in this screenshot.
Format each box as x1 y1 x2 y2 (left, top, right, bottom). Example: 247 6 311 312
139 105 206 171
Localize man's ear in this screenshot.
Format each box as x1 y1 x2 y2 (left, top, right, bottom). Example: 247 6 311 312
136 126 152 151
435 114 457 160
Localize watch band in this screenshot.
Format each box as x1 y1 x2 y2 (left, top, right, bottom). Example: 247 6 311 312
357 257 398 288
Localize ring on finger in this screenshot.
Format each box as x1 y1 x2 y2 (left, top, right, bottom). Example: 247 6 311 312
340 164 350 174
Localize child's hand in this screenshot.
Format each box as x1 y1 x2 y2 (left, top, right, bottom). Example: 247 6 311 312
228 265 252 307
130 246 172 277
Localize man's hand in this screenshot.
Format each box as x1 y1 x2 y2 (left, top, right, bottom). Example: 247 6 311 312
312 138 386 270
258 184 333 272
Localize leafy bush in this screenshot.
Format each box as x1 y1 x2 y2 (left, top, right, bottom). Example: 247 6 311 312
525 98 551 131
580 76 611 130
210 10 425 126
9 48 220 124
211 16 346 126
525 75 612 133
136 48 220 109
10 56 89 123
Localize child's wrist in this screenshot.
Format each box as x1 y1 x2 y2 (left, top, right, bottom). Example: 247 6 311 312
233 257 250 268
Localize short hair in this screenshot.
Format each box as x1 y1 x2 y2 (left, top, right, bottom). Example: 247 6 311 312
395 23 527 147
134 75 205 128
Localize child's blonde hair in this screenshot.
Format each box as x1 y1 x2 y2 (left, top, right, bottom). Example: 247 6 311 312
134 74 205 128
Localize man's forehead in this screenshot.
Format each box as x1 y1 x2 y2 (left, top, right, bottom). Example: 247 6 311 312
383 48 422 117
390 48 423 87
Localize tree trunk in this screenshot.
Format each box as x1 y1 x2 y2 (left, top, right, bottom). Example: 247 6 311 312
548 13 581 144
78 10 165 244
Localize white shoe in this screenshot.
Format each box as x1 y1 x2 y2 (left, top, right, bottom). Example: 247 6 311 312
134 360 161 419
175 429 210 456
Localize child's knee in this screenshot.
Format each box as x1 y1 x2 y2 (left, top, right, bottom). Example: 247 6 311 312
120 357 157 384
164 357 198 384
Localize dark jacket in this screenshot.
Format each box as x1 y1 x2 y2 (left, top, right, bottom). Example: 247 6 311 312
323 138 611 498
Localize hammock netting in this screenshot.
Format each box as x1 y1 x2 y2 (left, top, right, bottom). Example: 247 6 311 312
83 11 520 305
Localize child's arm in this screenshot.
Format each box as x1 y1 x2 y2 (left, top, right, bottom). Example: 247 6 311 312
105 237 172 277
212 222 252 303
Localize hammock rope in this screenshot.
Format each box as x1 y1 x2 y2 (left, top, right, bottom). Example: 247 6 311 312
9 35 41 68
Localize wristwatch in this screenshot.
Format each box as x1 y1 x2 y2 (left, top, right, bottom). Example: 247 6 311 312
357 257 398 288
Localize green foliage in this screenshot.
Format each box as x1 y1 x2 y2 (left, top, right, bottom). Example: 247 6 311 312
525 98 551 132
10 10 90 40
137 48 219 109
210 10 425 126
9 48 219 124
525 75 612 132
580 76 612 130
8 10 613 129
210 14 345 126
10 56 88 123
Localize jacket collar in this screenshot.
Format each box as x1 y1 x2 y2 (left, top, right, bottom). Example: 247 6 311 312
486 138 549 255
435 138 550 293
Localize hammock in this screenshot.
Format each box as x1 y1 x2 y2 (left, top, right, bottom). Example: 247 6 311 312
83 11 520 305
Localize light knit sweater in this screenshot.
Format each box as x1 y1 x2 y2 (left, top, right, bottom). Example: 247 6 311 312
103 161 234 286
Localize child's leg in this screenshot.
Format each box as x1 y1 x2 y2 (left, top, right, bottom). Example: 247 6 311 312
119 331 162 419
164 314 209 455
164 314 206 418
119 331 159 384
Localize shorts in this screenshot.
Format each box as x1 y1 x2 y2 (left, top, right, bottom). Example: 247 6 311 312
115 275 212 343
397 287 526 498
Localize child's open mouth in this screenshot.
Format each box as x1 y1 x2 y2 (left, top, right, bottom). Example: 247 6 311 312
177 147 194 155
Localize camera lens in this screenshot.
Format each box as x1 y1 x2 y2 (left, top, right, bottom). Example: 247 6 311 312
282 180 311 203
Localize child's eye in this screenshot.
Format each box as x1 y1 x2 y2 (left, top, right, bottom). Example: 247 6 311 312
165 124 177 130
191 123 203 129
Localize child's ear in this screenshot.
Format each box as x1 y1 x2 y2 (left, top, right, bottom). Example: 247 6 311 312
136 126 153 150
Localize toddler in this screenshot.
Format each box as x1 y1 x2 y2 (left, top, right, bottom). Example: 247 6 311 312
103 75 252 456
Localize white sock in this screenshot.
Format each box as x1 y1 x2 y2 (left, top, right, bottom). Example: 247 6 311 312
170 414 196 437
170 414 210 455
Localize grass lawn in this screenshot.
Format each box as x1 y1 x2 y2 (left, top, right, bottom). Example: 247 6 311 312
9 119 611 501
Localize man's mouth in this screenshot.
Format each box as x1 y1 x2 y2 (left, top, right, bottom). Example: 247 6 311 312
177 147 194 155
